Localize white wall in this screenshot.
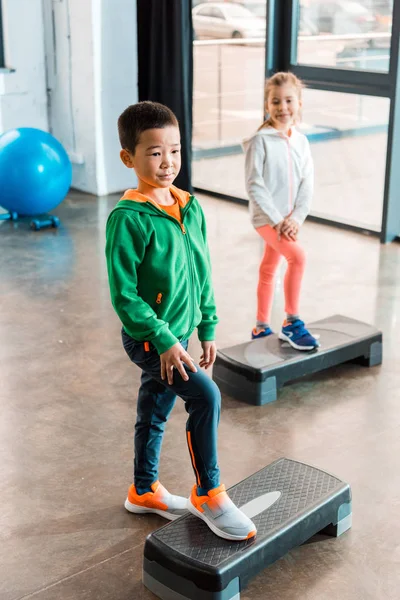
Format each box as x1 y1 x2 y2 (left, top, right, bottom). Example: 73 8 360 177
44 0 138 195
0 0 48 133
92 0 139 194
0 0 138 195
44 0 99 193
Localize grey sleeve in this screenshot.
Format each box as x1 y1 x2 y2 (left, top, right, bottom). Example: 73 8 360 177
244 136 284 226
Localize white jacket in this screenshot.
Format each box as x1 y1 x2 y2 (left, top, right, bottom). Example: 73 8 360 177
243 127 314 229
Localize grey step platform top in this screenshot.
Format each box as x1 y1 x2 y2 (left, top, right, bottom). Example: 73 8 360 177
216 315 382 377
143 458 352 599
212 315 382 404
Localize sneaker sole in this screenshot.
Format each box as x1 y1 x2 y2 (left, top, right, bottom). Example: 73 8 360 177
187 499 257 541
124 498 185 521
251 332 273 340
279 332 319 351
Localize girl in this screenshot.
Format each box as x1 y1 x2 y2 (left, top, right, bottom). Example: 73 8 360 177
244 71 319 351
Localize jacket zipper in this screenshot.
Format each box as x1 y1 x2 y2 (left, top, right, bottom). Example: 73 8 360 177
280 134 293 214
181 224 195 334
179 200 196 334
149 201 195 336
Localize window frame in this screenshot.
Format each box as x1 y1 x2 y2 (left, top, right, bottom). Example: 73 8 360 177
264 0 400 242
0 0 5 69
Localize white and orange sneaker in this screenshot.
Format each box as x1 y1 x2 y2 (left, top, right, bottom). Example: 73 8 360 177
188 484 257 541
124 481 188 521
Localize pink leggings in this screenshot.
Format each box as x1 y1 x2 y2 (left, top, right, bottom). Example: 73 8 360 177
256 224 306 324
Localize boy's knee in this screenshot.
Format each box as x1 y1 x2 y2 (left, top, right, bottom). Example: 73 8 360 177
204 380 221 411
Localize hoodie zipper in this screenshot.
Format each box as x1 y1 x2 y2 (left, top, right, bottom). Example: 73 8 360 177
149 200 196 335
181 220 195 334
281 134 293 214
175 205 196 335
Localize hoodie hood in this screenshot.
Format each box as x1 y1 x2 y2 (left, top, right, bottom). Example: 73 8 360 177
242 126 296 151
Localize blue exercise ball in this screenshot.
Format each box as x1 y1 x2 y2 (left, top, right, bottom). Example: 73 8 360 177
0 128 72 216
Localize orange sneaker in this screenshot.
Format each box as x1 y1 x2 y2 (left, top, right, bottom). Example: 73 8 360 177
124 481 188 521
188 484 257 541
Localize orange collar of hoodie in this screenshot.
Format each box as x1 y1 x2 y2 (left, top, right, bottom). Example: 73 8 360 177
121 185 191 209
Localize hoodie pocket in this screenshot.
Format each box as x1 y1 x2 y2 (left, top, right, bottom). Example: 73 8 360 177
121 329 156 364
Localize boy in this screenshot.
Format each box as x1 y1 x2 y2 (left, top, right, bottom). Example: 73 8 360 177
105 101 256 541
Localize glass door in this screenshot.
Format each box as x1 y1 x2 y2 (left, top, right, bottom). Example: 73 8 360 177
192 0 268 197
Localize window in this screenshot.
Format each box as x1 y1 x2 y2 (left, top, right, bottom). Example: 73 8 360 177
211 8 225 20
296 0 393 73
192 0 267 194
197 7 215 18
303 89 389 230
222 5 258 19
192 0 400 240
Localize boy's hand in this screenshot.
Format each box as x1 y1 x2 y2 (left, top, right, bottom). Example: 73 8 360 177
280 218 299 241
199 341 217 369
160 343 197 385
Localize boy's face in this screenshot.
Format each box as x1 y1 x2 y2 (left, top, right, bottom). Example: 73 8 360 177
121 126 181 189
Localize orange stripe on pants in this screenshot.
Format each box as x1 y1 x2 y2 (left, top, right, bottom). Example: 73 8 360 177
187 431 201 486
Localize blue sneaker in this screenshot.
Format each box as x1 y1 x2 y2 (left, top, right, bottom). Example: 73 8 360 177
251 326 274 340
279 319 320 351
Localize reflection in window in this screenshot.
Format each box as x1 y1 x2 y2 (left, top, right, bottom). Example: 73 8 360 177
297 0 393 73
192 1 266 41
193 89 389 231
192 0 267 152
303 89 389 230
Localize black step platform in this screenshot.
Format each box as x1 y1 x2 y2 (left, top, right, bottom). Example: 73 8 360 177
143 458 352 600
213 315 382 405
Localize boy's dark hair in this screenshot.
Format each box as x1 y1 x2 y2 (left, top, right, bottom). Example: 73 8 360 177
118 101 179 154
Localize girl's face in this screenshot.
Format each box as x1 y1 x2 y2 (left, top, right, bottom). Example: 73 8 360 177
266 83 301 131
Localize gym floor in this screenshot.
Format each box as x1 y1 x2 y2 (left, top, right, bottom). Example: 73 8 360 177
1 190 399 600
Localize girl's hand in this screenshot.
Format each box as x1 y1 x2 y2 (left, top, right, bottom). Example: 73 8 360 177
274 220 297 241
160 343 197 385
274 220 284 239
199 341 217 369
281 218 299 241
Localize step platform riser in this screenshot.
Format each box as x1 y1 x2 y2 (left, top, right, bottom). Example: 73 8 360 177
143 459 352 600
213 316 382 405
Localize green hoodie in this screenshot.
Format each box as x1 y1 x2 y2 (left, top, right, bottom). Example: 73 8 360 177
105 186 218 354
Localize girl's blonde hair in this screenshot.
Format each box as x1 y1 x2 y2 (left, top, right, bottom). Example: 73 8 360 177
258 71 304 131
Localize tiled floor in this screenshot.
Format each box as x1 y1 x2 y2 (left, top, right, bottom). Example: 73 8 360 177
1 190 399 599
